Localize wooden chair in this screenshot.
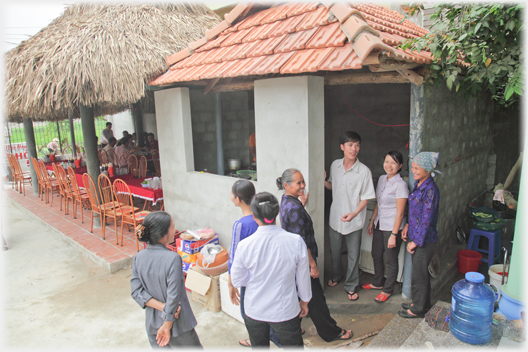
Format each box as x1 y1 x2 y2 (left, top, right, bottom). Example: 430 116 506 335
57 165 74 216
113 179 150 251
6 154 16 190
152 152 161 177
106 149 116 165
98 174 122 244
138 156 147 178
62 146 73 159
10 154 33 195
117 152 128 169
52 163 67 212
31 157 45 201
98 149 109 165
39 160 60 205
83 173 107 240
128 154 138 177
68 167 90 222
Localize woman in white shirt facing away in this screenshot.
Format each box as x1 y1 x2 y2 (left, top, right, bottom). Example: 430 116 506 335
231 192 312 348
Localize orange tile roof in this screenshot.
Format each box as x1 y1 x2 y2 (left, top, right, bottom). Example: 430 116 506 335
150 2 431 87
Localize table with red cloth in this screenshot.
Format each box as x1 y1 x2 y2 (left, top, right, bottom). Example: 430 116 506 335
45 163 133 187
125 177 163 206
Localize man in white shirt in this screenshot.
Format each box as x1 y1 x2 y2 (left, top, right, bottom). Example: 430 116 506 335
103 137 117 164
231 192 311 348
324 131 375 301
99 122 114 148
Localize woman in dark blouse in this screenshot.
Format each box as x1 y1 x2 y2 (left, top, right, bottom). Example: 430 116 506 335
277 168 353 343
399 152 441 319
131 211 202 348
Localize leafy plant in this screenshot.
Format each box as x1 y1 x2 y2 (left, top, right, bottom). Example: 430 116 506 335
399 3 524 108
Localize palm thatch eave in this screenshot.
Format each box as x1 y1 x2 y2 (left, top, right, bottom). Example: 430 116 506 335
4 3 221 122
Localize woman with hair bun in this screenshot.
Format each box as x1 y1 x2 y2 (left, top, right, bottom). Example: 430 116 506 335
231 192 312 348
277 169 353 343
365 150 409 303
131 211 202 349
228 180 281 348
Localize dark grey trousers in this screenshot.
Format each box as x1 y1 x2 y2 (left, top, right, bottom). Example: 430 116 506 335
371 225 402 294
410 241 437 315
329 227 362 293
148 328 202 349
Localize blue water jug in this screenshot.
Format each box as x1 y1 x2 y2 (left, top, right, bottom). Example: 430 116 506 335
449 272 495 344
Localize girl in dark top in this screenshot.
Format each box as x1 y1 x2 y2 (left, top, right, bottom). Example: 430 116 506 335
228 180 281 348
277 169 353 343
131 211 202 349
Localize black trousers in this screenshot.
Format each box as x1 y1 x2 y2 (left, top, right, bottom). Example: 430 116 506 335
306 277 342 342
371 226 402 294
244 314 303 348
410 241 437 315
147 328 202 349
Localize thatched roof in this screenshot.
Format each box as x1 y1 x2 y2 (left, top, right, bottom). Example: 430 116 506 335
4 3 221 122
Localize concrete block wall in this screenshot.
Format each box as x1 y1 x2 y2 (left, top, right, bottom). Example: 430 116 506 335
422 84 494 258
189 89 254 174
324 84 411 184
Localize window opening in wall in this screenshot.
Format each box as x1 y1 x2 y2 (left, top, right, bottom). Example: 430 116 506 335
190 88 256 180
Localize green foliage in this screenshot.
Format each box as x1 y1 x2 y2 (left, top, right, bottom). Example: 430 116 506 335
399 3 524 108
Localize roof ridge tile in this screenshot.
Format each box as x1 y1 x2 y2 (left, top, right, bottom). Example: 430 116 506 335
352 31 395 62
340 13 380 44
224 3 250 24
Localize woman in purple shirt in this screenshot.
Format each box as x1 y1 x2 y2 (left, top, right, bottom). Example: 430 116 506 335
227 180 280 348
399 152 441 319
365 151 409 303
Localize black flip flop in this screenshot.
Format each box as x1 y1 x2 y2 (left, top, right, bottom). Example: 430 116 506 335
347 291 359 301
332 329 353 341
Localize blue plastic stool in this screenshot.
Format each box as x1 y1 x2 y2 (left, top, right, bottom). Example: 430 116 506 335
466 228 501 270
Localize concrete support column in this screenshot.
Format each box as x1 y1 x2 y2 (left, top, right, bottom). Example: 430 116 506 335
22 117 38 195
254 76 325 285
80 104 100 189
402 83 425 300
132 102 145 147
68 111 77 158
154 87 194 215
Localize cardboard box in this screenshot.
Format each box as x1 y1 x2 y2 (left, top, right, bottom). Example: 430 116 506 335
177 250 198 264
219 272 244 324
185 266 221 313
176 235 220 254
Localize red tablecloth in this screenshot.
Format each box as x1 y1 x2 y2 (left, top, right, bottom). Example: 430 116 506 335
125 177 163 205
76 173 133 188
46 164 87 175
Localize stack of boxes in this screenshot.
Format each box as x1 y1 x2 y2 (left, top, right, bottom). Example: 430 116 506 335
173 233 220 273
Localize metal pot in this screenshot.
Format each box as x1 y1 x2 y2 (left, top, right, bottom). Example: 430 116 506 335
227 158 241 170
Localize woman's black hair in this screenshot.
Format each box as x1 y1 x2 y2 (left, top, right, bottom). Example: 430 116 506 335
276 168 300 190
387 150 404 172
250 192 280 225
232 179 256 205
136 211 172 245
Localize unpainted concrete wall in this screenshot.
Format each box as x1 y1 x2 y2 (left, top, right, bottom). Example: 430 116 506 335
422 84 494 258
189 89 254 174
142 113 158 139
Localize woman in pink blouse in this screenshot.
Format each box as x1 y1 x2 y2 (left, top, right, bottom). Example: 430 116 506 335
365 150 409 303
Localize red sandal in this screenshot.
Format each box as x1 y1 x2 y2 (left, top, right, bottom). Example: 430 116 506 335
362 282 382 290
375 292 391 303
